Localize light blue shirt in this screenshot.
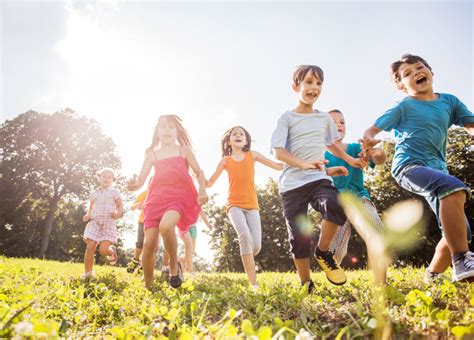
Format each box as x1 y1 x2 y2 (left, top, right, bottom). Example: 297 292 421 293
374 93 474 176
325 143 372 199
270 110 340 192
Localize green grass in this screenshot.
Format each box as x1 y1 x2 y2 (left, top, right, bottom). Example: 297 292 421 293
0 256 473 339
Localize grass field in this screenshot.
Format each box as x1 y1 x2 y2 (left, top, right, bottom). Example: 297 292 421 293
0 256 473 339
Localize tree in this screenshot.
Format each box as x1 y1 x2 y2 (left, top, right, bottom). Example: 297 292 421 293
0 109 121 257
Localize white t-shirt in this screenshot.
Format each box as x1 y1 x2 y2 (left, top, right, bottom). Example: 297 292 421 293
270 110 340 193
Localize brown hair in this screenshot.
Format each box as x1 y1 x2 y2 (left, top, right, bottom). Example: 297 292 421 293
146 115 192 154
328 109 342 115
292 65 324 86
390 54 433 83
221 126 252 157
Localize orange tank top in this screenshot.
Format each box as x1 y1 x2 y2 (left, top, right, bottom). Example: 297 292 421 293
224 151 259 210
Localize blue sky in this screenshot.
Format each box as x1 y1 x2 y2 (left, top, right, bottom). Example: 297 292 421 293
1 0 472 256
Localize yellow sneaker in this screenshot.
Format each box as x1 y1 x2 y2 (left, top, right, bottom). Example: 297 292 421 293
315 249 347 285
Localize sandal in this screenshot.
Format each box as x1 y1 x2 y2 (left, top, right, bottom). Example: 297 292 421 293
107 245 118 266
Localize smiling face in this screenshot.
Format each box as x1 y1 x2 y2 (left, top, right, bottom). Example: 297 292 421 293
395 61 434 97
293 69 323 106
157 117 178 145
329 110 346 140
99 170 114 188
229 127 248 149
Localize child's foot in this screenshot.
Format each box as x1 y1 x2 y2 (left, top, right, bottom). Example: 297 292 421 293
300 280 315 293
315 248 347 285
107 245 118 266
126 258 140 273
81 271 95 279
169 263 184 288
452 251 474 282
424 268 450 285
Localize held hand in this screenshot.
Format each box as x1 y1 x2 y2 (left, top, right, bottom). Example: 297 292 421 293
326 166 349 177
358 137 381 152
127 174 139 191
197 190 209 206
349 157 368 169
83 214 90 223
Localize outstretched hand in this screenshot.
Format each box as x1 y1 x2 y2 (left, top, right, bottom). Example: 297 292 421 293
358 137 381 158
127 174 139 191
300 159 328 170
326 166 349 177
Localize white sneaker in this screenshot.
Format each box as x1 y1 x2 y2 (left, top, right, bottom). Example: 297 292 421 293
452 251 474 282
81 271 95 279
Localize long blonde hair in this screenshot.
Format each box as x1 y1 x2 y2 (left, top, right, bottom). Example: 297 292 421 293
146 115 192 154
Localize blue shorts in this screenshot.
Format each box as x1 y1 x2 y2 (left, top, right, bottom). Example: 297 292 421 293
395 164 471 241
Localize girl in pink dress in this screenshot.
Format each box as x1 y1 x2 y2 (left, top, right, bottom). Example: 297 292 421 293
127 115 208 289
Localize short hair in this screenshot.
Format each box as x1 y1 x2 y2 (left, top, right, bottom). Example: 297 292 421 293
390 54 433 83
328 109 343 115
98 168 116 179
292 65 324 86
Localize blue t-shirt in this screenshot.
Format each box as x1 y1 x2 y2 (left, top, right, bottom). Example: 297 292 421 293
374 93 474 176
325 143 371 199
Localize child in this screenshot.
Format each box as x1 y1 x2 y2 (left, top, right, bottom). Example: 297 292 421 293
362 54 474 282
271 65 367 289
207 126 283 287
83 168 123 278
324 109 387 283
126 189 148 274
127 115 208 289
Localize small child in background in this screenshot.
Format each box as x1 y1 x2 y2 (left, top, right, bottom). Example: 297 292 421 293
83 168 123 278
324 109 387 282
207 126 283 288
126 189 148 274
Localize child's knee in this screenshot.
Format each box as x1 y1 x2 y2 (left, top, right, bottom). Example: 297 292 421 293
98 243 111 256
85 241 97 252
443 189 467 203
253 243 262 256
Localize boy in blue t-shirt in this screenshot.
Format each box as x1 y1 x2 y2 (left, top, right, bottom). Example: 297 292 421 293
362 54 474 282
324 110 386 278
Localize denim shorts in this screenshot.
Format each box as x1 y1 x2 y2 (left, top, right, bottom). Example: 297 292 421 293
395 164 471 240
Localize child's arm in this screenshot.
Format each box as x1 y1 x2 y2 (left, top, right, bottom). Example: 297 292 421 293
83 198 94 222
326 144 368 169
207 158 225 188
131 202 144 211
127 152 154 191
112 196 124 219
464 122 474 135
251 151 284 170
199 211 212 230
273 147 328 170
183 146 209 205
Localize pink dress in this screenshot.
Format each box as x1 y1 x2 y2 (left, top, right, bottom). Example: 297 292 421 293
143 156 201 232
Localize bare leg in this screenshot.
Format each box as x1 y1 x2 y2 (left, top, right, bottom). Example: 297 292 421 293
318 219 339 251
439 191 468 254
428 237 452 273
293 258 311 283
159 211 181 276
241 254 257 285
142 228 160 289
84 239 97 274
180 232 194 273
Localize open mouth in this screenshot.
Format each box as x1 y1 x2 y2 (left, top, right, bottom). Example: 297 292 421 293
416 76 427 85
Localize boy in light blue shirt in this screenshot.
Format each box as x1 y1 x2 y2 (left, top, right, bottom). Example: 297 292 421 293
363 54 474 282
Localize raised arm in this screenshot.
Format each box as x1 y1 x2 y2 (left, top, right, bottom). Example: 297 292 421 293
326 143 367 169
252 151 284 170
273 147 327 170
183 146 208 205
127 151 154 191
207 158 225 188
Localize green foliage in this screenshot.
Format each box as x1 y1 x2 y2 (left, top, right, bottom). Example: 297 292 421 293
0 257 473 338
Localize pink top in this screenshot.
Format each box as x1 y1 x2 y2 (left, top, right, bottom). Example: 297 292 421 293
143 156 201 231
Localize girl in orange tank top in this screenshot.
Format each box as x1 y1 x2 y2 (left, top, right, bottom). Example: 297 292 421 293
207 126 283 287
